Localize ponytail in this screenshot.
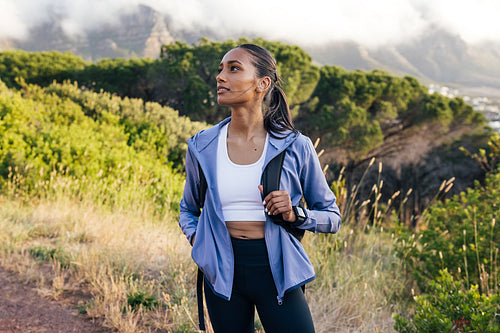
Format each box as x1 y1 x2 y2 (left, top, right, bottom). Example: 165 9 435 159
235 44 297 138
263 85 295 138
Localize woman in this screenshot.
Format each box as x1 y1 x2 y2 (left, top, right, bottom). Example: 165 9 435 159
179 43 341 333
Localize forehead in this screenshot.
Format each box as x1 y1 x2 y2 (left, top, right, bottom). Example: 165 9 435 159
219 48 254 66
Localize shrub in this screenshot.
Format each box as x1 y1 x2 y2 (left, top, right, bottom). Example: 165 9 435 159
394 269 500 333
395 168 499 293
126 290 160 311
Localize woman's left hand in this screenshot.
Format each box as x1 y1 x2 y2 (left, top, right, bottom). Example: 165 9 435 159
258 185 296 223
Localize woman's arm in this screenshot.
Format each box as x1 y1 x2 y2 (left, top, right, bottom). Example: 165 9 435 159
179 147 203 245
260 135 341 234
297 136 341 234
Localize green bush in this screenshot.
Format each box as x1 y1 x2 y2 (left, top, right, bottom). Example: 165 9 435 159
0 50 87 88
395 167 499 293
0 80 205 215
394 269 500 333
29 246 71 268
126 290 160 311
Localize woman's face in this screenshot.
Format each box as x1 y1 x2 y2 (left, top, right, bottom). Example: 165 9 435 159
216 48 262 106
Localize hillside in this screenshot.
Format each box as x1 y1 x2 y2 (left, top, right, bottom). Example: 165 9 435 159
304 27 500 95
0 5 174 60
0 52 498 333
0 40 494 224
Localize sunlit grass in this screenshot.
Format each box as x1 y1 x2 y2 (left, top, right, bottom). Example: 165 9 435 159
0 167 197 332
305 225 406 332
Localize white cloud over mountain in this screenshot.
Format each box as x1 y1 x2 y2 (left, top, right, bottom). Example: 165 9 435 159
1 0 499 46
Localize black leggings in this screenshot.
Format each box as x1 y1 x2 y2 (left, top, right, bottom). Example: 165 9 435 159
204 237 315 333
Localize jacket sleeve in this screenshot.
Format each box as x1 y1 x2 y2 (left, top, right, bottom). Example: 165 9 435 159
178 146 202 244
297 136 341 234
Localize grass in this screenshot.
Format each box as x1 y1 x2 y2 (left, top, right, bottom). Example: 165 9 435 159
0 195 196 332
0 157 412 332
305 228 406 332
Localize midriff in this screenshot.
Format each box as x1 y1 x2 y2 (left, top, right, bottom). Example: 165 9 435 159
226 221 265 239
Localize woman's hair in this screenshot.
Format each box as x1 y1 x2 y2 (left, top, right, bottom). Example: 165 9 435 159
235 43 296 137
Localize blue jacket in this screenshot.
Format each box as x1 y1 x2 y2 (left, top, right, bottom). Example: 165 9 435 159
179 117 341 303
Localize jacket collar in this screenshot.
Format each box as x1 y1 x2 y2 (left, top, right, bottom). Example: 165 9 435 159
190 117 298 157
192 117 231 153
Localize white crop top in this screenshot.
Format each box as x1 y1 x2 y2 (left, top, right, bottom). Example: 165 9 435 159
217 123 268 222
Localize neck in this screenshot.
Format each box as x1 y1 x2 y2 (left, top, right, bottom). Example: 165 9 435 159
229 106 266 140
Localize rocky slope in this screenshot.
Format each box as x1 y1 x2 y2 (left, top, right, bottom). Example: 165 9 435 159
304 27 500 94
6 4 174 60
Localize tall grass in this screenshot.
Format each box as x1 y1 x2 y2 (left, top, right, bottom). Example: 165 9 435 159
0 167 196 332
304 151 409 332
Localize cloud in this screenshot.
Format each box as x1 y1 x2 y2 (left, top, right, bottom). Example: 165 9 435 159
0 0 29 39
421 0 500 43
1 0 499 46
145 0 430 46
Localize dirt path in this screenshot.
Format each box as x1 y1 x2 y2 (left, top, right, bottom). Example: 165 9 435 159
0 266 111 333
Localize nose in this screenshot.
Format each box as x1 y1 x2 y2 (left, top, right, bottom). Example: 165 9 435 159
216 70 225 83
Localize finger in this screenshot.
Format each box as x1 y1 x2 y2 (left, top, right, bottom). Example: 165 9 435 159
264 195 287 211
266 196 292 215
269 202 292 215
263 190 288 204
258 185 263 195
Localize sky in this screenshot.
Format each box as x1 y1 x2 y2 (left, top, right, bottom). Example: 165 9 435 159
1 0 500 47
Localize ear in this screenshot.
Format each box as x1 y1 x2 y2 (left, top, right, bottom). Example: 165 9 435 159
256 76 271 93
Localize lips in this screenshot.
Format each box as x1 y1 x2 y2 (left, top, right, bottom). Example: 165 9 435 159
217 86 230 94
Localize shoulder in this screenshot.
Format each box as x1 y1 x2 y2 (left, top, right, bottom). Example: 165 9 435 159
287 131 315 153
188 117 230 150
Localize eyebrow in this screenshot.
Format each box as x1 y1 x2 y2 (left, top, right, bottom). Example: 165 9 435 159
219 60 243 67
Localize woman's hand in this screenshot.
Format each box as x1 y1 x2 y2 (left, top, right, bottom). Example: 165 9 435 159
258 185 296 223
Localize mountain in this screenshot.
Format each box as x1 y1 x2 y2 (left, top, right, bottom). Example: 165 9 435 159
2 4 174 60
3 5 500 98
304 28 500 97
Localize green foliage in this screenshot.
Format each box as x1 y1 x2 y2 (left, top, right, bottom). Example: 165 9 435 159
29 246 58 261
0 40 488 158
126 290 160 311
43 80 206 169
29 245 71 267
395 166 499 293
76 57 155 98
460 133 500 173
0 79 205 215
0 50 87 88
298 67 414 155
394 269 500 333
296 65 487 157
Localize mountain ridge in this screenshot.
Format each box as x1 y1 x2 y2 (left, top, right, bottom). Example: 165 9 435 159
304 28 500 96
2 4 500 97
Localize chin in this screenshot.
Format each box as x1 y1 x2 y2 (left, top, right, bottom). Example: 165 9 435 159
217 97 231 106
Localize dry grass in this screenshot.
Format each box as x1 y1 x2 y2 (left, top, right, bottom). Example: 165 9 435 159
305 226 404 332
0 196 196 332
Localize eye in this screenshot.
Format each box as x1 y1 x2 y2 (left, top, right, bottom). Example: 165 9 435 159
230 65 240 71
217 67 222 73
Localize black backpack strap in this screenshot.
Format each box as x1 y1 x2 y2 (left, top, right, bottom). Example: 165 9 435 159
198 162 207 208
263 150 305 241
196 161 207 330
196 268 205 331
262 150 286 197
